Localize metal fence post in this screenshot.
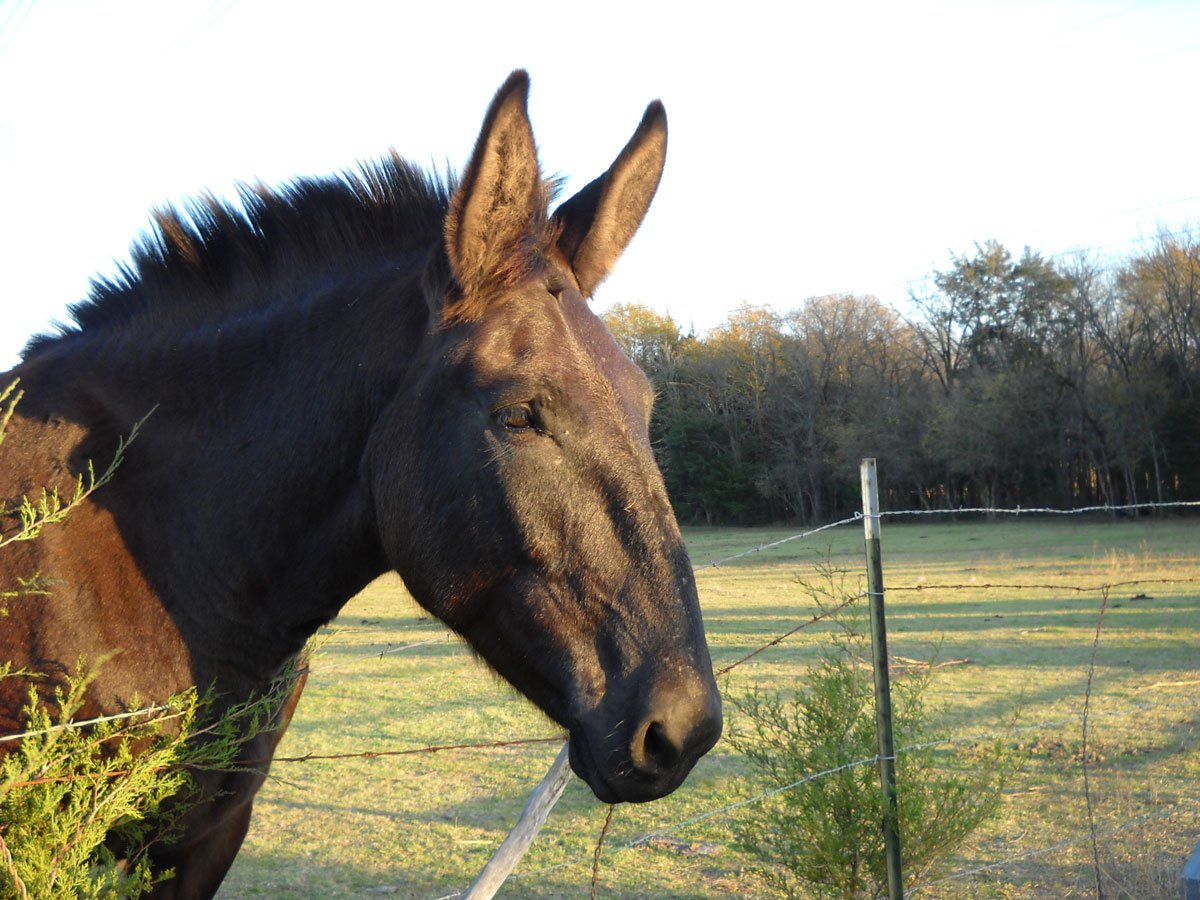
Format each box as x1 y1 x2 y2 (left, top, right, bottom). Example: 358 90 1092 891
861 458 904 899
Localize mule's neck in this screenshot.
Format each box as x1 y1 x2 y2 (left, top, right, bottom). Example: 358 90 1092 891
20 263 432 684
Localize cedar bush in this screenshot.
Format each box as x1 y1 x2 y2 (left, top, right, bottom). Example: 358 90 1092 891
0 379 286 898
727 574 1012 897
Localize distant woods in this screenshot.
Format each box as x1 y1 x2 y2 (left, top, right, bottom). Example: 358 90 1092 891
604 232 1200 524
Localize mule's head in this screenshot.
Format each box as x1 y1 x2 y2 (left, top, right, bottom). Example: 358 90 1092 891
369 72 721 803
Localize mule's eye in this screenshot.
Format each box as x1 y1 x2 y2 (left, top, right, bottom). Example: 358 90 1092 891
495 403 538 432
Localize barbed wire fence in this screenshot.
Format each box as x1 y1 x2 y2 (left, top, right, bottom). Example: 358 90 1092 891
294 493 1197 897
2 495 1196 894
423 624 1195 896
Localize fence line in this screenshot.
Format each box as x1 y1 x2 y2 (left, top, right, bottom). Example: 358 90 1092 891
307 499 1200 893
5 576 1176 785
887 576 1200 594
237 569 1200 762
691 499 1200 575
5 538 1192 753
4 498 1196 894
162 570 1200 763
238 499 1200 694
304 573 1199 734
252 689 1158 773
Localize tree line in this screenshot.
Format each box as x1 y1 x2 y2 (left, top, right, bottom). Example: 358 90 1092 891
603 232 1200 524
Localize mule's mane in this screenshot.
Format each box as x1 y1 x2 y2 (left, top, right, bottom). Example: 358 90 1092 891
25 154 457 357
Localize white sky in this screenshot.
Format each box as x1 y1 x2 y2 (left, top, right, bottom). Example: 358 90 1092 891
1 0 1198 368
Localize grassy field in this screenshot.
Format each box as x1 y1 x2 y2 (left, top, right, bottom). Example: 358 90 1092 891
218 517 1200 898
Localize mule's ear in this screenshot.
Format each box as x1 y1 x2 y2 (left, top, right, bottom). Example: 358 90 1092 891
552 101 667 297
444 70 544 302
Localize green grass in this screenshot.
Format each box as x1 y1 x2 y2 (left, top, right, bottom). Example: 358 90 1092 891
218 518 1200 898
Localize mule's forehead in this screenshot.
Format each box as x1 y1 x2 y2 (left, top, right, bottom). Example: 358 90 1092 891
468 286 652 414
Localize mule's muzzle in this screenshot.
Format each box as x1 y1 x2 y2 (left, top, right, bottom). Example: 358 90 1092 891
568 676 723 804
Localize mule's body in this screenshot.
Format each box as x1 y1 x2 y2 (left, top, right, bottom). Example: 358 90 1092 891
0 73 721 897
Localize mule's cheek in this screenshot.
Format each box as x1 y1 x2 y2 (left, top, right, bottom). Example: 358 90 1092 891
370 401 508 626
563 651 608 721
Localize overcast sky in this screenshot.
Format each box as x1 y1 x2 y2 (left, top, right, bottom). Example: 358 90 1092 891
1 0 1198 368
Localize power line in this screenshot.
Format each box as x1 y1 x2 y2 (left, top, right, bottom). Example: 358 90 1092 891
174 0 241 47
0 0 35 58
1115 193 1200 215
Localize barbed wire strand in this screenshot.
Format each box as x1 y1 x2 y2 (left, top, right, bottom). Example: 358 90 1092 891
247 681 1164 775
246 572 1200 765
305 572 1197 707
305 498 1200 692
0 704 176 744
714 592 865 676
887 576 1200 594
267 735 565 766
265 499 1200 687
880 500 1200 518
229 573 1198 765
590 804 615 899
693 514 865 570
306 635 453 678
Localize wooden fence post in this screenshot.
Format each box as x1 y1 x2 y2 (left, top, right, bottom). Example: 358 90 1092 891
861 458 904 899
463 742 573 899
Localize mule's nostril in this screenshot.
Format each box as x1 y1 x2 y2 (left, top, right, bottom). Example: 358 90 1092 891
639 720 682 772
586 687 722 801
628 686 725 782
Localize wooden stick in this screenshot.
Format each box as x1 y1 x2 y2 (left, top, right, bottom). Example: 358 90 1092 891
463 742 573 899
